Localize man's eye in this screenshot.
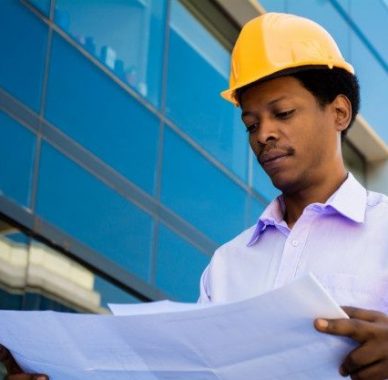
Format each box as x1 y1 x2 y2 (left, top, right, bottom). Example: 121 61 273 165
276 109 295 119
246 123 258 134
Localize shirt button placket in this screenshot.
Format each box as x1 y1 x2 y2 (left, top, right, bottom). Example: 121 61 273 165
273 216 313 288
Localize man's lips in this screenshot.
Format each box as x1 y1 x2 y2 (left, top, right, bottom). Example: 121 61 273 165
259 150 291 166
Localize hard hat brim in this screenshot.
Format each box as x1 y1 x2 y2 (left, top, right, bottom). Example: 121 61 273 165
221 60 354 106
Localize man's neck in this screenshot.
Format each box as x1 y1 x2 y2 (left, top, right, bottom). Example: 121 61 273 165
283 171 348 229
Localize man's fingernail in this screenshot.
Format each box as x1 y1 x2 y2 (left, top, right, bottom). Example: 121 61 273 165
35 376 48 380
316 319 329 329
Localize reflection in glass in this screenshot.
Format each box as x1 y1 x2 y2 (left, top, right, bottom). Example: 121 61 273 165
45 32 160 195
0 219 140 312
54 0 167 107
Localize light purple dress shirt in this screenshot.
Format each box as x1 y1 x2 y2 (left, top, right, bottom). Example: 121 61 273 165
199 173 388 312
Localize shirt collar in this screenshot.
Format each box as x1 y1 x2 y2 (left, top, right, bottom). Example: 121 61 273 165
325 172 367 223
247 196 286 247
247 173 367 247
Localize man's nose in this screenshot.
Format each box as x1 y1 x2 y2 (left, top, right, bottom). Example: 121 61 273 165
252 118 279 145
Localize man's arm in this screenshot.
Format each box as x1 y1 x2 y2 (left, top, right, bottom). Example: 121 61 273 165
315 306 388 379
0 345 48 380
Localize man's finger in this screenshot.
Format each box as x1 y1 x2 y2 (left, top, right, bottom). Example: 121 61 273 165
343 360 386 380
314 317 370 342
342 306 385 322
0 346 49 380
0 345 22 374
340 342 382 376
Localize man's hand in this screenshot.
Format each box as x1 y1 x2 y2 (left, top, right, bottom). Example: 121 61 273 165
315 306 388 380
0 345 48 380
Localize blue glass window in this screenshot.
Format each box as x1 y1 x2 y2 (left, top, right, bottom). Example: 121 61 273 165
161 128 264 244
36 142 154 281
0 112 35 207
156 224 210 302
94 276 141 308
27 0 51 17
0 1 48 112
54 0 167 107
45 33 160 194
339 0 387 64
166 1 248 181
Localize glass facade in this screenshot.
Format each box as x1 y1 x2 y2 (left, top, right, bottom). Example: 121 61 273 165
166 1 248 180
54 0 167 107
36 142 154 281
0 0 270 308
0 0 380 310
0 1 48 112
45 32 161 194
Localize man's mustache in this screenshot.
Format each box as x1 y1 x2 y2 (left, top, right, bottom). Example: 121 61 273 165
256 143 295 165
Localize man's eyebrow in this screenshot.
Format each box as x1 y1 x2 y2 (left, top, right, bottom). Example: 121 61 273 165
241 111 256 119
241 96 289 119
268 95 288 105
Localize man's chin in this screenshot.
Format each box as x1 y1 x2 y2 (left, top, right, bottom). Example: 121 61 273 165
268 173 299 194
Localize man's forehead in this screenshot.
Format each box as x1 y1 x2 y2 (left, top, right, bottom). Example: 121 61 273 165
244 75 301 94
241 96 289 118
239 76 306 111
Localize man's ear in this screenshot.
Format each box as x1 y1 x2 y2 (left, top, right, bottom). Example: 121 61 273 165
332 94 352 133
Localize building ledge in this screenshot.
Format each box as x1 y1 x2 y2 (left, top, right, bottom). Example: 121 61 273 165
347 115 388 162
213 0 264 26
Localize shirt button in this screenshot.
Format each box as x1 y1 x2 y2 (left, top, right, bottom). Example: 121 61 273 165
291 240 299 247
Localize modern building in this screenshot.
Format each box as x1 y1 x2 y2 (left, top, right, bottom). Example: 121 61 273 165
0 0 387 312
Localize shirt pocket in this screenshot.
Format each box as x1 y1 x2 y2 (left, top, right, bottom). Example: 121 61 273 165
314 273 388 314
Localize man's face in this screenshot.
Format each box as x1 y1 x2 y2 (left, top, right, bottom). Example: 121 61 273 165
240 76 340 194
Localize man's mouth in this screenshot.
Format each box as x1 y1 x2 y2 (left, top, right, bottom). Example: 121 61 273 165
259 150 291 166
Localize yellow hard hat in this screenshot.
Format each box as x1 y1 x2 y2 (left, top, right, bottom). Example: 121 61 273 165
221 12 355 105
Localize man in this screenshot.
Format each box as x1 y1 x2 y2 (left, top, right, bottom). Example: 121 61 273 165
2 12 388 380
198 12 388 380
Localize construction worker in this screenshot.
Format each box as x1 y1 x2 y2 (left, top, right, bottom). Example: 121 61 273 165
198 12 388 379
1 12 388 380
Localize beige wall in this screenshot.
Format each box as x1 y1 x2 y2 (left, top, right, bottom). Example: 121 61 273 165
367 159 388 194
